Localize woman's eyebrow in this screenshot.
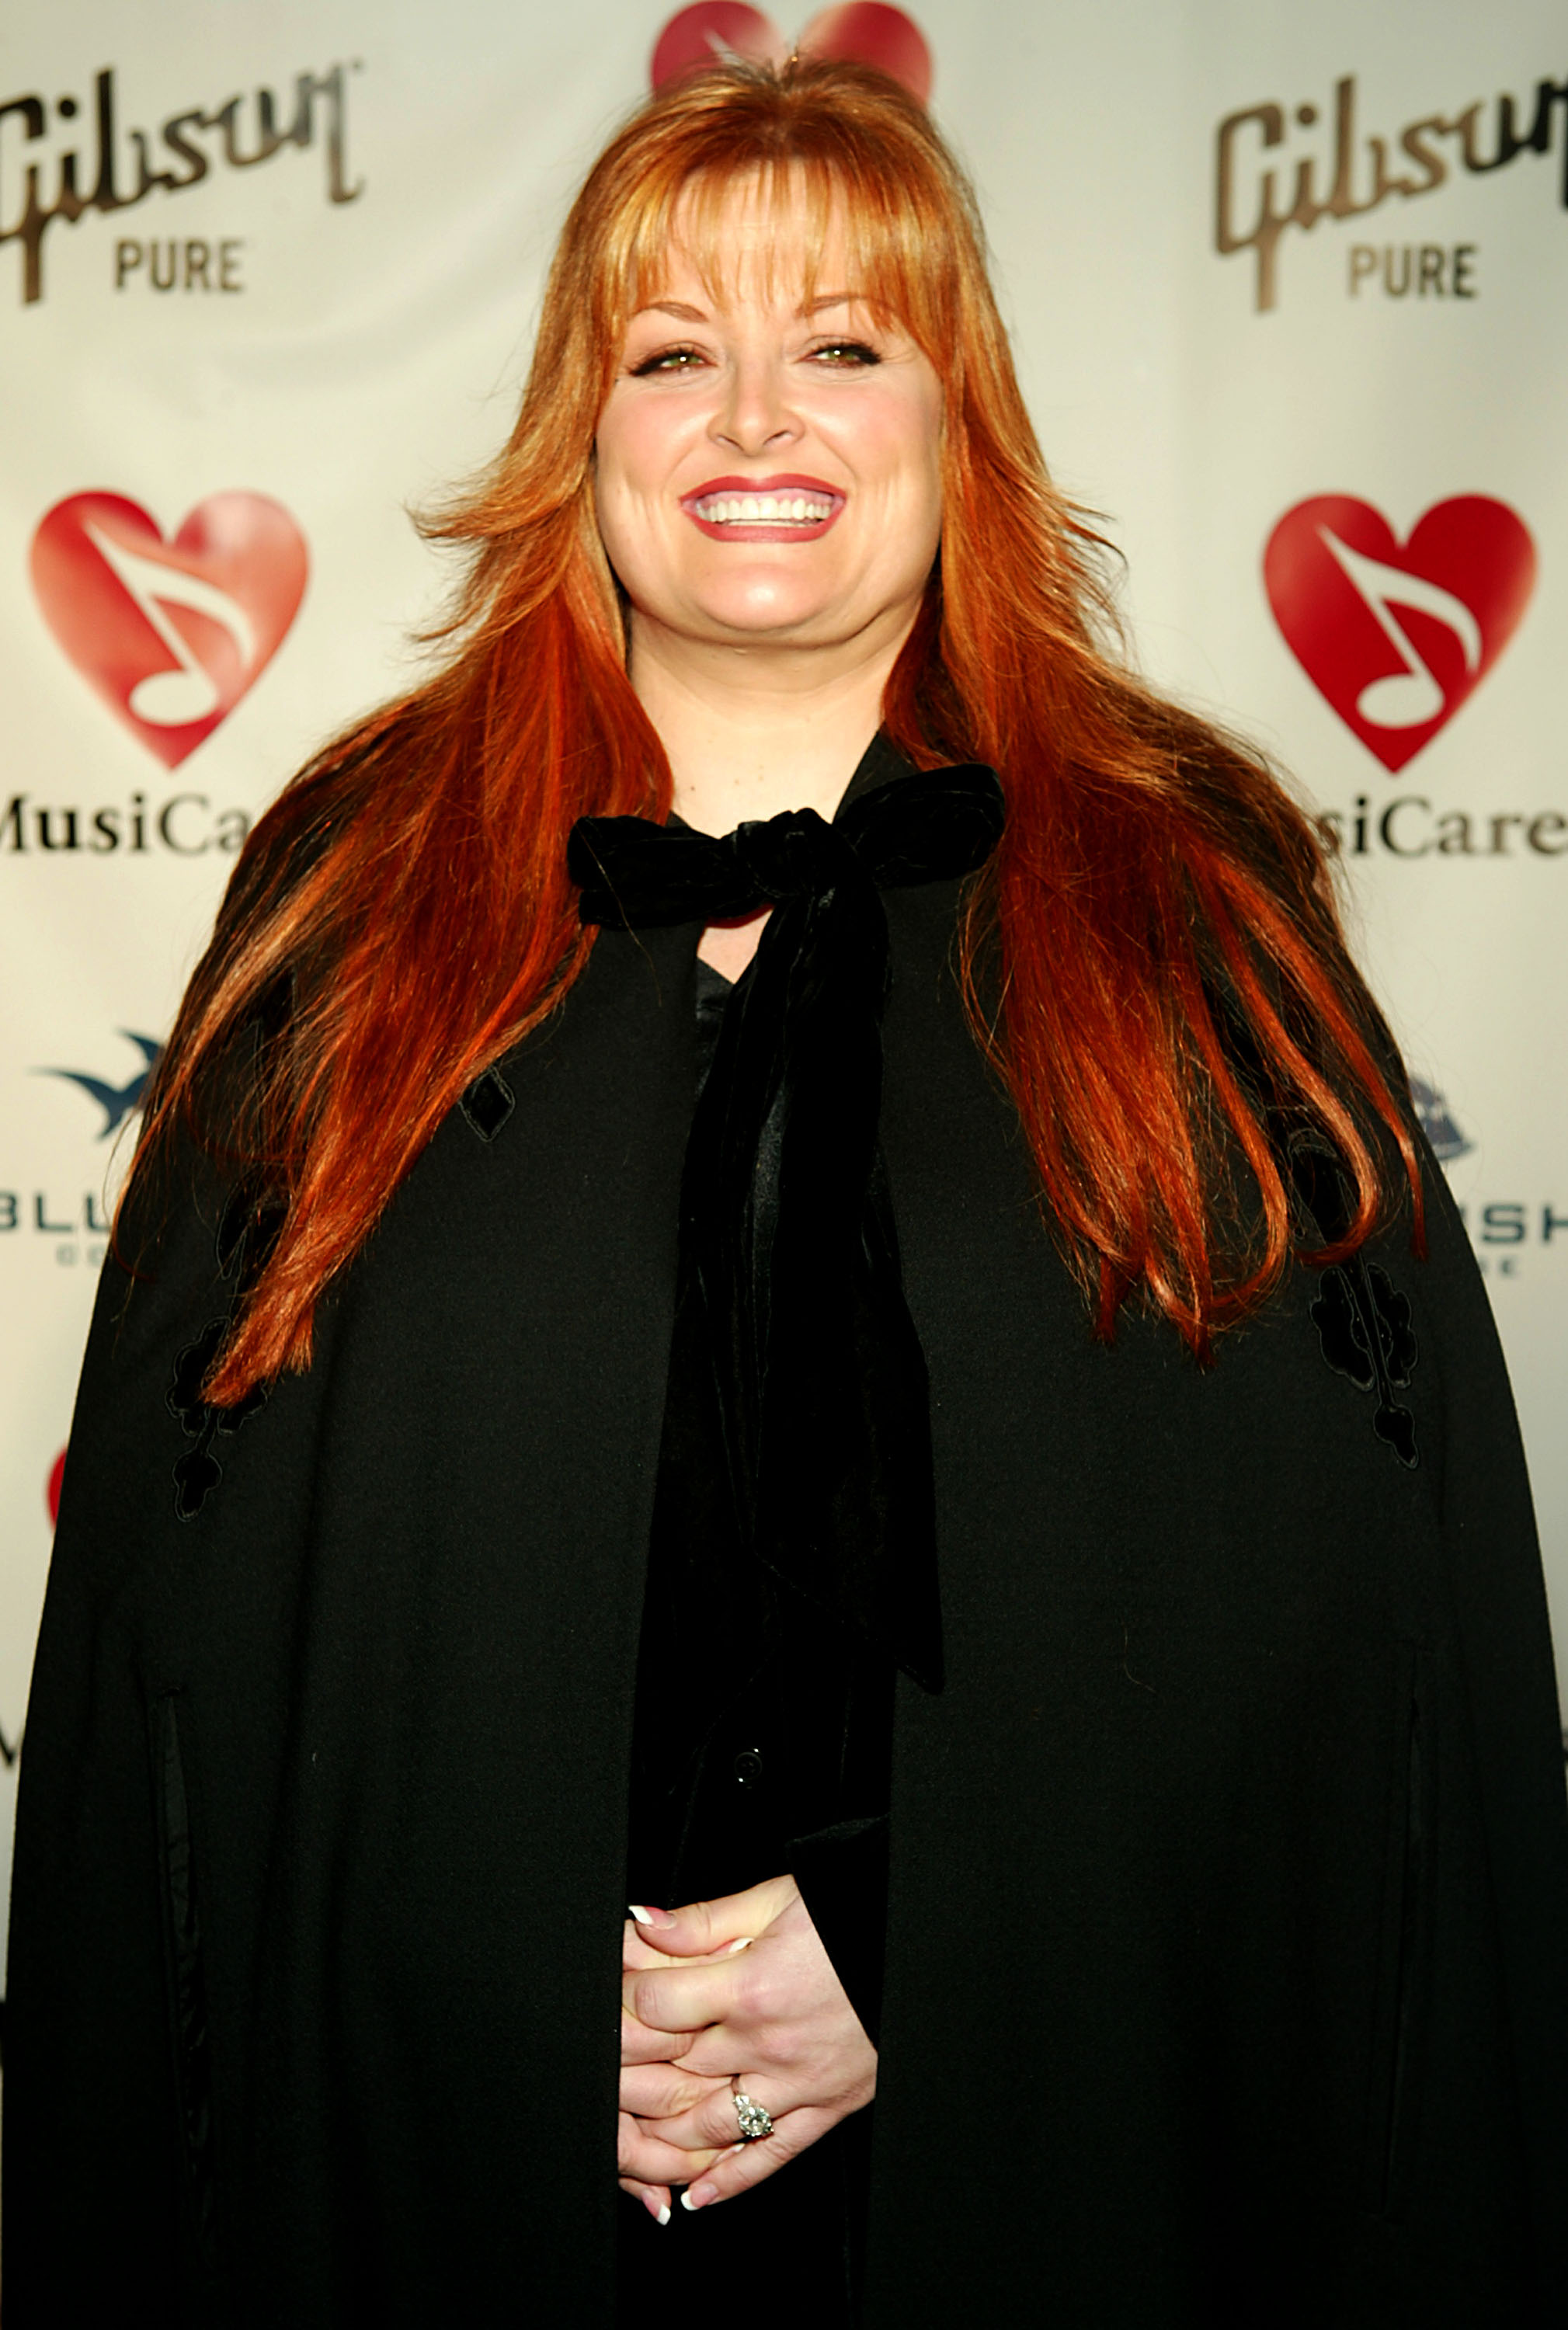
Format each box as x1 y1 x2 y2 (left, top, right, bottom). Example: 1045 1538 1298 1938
631 298 708 322
629 292 861 324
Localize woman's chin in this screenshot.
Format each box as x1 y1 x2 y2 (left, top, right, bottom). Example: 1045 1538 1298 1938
668 587 877 649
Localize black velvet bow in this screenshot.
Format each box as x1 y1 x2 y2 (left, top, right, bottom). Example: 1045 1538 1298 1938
569 763 1005 1692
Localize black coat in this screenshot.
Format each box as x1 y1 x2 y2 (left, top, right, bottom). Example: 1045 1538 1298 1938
7 835 1568 2324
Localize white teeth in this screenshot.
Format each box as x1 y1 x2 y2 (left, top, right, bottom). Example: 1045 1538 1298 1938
692 492 836 525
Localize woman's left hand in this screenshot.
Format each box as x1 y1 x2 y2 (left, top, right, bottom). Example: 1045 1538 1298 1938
620 1874 877 2210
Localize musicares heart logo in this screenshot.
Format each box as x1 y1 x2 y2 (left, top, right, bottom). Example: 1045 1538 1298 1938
30 490 309 769
1264 495 1535 773
652 2 930 100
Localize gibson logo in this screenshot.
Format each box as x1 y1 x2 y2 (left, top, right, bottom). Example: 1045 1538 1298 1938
1216 69 1568 310
0 61 362 305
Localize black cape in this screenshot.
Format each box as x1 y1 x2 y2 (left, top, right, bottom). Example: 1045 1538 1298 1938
8 761 1568 2325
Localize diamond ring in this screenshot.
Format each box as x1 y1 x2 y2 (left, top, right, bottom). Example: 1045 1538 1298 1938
732 2084 774 2141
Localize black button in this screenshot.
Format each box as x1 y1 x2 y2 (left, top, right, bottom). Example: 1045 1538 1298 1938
732 1748 765 1789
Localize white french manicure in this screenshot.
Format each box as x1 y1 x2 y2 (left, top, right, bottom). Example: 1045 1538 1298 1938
725 1935 753 1954
680 2189 699 2212
628 1904 655 1926
656 2202 671 2226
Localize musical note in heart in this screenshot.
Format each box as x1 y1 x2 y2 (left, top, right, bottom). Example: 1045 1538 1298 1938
1314 527 1483 731
82 520 260 727
652 3 930 100
30 491 308 768
1264 496 1535 773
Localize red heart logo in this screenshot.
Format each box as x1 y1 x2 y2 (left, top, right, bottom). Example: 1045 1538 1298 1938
652 2 931 102
1264 495 1535 773
30 491 309 769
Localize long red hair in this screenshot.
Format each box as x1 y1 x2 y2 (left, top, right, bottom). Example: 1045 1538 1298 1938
129 57 1420 1404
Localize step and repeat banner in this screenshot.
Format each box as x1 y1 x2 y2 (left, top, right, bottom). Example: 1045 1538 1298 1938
2 0 1564 1962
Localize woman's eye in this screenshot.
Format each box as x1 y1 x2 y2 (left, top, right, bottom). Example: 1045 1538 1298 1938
629 344 706 376
808 339 882 367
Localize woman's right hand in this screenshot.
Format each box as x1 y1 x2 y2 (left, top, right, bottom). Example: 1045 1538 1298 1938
617 1914 737 2222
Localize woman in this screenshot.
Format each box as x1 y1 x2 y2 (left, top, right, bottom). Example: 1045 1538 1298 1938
7 56 1566 2328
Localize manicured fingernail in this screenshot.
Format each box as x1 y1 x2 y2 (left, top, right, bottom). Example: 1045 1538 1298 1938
682 2184 714 2210
655 2203 671 2226
725 1935 753 1954
628 1903 675 1928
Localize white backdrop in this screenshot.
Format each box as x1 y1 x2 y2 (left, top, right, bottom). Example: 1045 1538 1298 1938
2 0 1564 1974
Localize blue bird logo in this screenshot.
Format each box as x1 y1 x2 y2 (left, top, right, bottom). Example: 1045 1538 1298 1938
37 1029 164 1139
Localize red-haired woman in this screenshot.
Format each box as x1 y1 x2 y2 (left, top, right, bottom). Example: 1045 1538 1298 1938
8 57 1566 2330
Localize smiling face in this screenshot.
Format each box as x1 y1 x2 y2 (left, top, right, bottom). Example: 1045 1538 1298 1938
593 172 944 667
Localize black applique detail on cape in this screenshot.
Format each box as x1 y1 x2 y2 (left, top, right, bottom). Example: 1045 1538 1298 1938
1204 985 1424 1475
167 1181 281 1520
1310 1258 1419 1469
460 1066 515 1142
1285 1134 1419 1467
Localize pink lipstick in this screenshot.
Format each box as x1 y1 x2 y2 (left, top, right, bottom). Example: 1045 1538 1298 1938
680 473 846 543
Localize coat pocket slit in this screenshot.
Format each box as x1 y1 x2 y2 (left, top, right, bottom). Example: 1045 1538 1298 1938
152 1687 217 2265
1363 1643 1433 2220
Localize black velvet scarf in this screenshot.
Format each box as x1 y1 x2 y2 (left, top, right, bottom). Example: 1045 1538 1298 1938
568 760 1004 1692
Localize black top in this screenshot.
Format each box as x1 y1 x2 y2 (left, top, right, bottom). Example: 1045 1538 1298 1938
621 950 889 2318
625 953 893 1968
620 742 972 2314
615 735 997 2012
568 740 1003 1701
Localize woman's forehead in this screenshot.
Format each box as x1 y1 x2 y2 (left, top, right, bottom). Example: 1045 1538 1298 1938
628 164 895 318
642 172 837 300
645 245 854 319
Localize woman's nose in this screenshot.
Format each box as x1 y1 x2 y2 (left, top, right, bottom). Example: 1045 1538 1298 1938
711 357 799 456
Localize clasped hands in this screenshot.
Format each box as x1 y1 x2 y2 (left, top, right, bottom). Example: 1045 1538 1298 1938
618 1873 877 2222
